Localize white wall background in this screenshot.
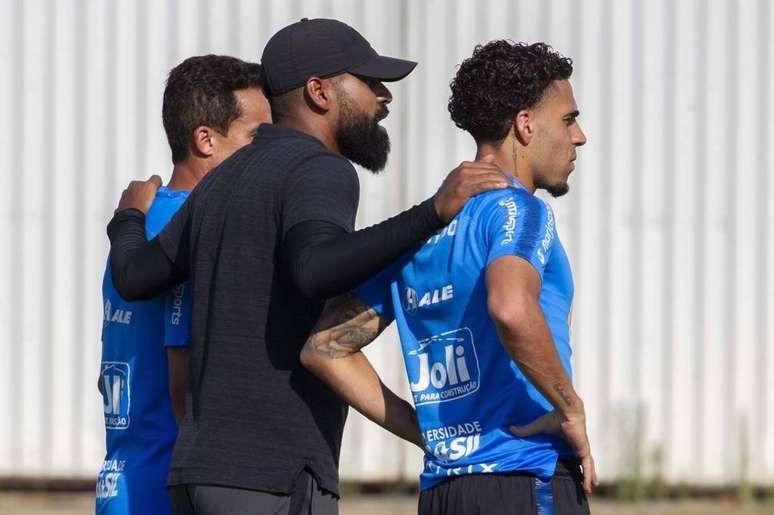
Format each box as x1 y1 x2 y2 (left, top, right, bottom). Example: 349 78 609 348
0 0 772 486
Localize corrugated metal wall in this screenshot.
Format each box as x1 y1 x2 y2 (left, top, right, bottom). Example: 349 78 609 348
1 0 772 485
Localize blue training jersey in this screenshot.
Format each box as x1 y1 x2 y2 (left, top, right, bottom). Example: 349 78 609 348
96 186 192 515
355 178 576 490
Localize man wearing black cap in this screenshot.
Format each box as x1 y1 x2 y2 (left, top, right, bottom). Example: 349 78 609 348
107 18 507 515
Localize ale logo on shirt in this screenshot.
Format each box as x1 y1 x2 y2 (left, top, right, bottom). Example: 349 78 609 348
404 284 454 314
103 299 133 326
101 362 131 430
409 327 480 405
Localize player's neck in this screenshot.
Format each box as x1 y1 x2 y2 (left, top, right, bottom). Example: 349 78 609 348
475 142 536 193
167 159 207 192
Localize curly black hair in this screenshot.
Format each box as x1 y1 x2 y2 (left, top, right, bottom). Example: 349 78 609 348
163 55 263 163
448 41 573 143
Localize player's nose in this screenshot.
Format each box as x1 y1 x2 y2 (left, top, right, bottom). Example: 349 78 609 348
572 122 587 146
372 80 392 105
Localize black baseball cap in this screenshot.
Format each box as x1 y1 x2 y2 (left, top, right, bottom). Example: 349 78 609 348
261 18 418 96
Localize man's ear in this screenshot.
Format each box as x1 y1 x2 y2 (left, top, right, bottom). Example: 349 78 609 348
513 110 534 146
303 77 332 113
191 125 215 157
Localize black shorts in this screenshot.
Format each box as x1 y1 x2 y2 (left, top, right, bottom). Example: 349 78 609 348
418 460 589 515
169 471 338 515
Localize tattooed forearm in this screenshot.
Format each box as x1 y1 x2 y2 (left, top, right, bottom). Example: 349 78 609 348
306 293 384 359
553 382 574 407
308 323 378 358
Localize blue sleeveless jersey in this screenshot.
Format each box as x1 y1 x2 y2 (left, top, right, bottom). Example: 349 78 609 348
356 179 576 490
96 187 192 514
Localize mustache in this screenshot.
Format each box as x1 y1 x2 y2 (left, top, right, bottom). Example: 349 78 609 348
375 106 389 123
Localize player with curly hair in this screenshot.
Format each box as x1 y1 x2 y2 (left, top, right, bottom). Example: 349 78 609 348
449 40 578 197
301 40 595 514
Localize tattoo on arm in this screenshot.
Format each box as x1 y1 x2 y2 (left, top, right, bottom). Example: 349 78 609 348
553 382 573 407
306 293 386 359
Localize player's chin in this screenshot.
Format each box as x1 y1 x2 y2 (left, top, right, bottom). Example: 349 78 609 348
546 180 570 198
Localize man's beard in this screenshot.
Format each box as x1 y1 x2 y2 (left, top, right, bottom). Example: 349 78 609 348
335 96 391 173
535 176 570 198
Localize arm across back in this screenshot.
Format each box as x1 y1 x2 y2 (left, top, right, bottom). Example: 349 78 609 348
281 153 443 299
107 205 191 301
284 199 441 299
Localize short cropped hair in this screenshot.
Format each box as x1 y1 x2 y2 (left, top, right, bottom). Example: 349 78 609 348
448 41 573 143
162 55 263 163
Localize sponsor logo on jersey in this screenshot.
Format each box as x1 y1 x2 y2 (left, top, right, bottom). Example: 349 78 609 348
424 420 483 463
498 197 518 246
425 460 499 476
431 434 481 462
96 460 126 500
103 299 132 326
426 219 458 245
170 283 185 325
101 362 130 430
408 327 480 405
403 284 454 314
537 205 555 265
95 472 121 499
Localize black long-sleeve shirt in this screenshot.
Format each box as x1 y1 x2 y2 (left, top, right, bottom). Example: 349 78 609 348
106 124 444 496
108 200 441 301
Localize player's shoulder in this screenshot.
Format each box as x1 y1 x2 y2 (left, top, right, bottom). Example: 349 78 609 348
148 187 189 217
145 186 190 236
154 186 190 202
467 185 547 220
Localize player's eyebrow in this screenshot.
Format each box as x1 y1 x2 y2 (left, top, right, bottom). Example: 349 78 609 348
563 110 580 120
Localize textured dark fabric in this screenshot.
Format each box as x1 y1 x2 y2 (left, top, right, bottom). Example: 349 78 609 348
156 124 356 496
169 472 338 515
417 460 589 515
284 197 442 299
550 462 590 515
105 123 446 498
